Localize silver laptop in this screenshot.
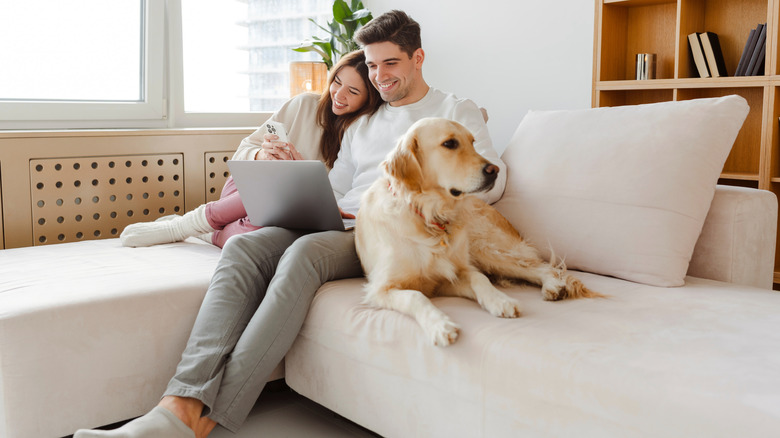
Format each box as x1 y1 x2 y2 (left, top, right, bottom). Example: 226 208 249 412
227 160 354 231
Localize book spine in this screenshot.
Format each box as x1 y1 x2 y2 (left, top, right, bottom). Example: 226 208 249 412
702 32 728 77
736 27 757 76
688 32 710 78
745 23 767 76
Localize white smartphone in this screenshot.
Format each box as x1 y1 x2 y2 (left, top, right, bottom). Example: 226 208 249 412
265 121 289 143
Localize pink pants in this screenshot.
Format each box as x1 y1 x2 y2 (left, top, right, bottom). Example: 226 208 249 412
204 176 261 248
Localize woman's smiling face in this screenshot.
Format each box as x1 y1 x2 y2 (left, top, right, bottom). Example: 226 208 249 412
330 65 369 116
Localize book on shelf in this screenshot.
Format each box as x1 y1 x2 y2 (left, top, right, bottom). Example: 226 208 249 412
735 27 757 76
700 32 728 77
745 23 767 76
688 32 710 78
750 38 766 76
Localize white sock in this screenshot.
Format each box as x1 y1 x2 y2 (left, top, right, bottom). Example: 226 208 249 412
120 204 215 247
73 406 195 438
196 232 215 245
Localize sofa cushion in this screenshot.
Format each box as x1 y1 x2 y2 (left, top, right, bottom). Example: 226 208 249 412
285 275 780 438
493 95 749 286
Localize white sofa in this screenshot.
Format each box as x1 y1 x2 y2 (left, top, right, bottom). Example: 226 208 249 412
285 185 780 438
0 238 287 438
283 96 780 437
2 96 780 438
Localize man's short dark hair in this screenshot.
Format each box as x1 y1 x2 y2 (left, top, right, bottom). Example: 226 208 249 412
354 10 421 58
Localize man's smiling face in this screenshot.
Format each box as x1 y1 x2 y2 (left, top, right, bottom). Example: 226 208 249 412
364 41 423 107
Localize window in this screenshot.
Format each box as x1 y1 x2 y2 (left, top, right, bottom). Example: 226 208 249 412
174 0 330 125
0 0 330 129
0 0 164 126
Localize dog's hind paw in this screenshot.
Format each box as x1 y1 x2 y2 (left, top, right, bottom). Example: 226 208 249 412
541 277 566 301
424 318 460 347
541 286 564 301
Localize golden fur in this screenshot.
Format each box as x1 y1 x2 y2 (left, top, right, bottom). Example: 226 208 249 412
355 118 601 346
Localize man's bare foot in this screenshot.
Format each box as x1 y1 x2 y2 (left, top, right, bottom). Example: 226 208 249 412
158 396 204 432
194 417 218 438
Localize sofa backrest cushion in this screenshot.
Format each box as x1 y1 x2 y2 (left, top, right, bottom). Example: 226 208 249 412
493 95 749 287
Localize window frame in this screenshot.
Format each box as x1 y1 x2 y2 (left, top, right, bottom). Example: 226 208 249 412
0 0 167 130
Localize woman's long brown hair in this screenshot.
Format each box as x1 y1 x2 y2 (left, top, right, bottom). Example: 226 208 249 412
316 50 383 168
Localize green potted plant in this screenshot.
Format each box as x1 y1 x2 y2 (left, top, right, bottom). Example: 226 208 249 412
293 0 373 69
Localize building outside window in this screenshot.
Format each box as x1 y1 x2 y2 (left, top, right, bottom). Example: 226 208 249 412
182 0 331 114
245 0 331 111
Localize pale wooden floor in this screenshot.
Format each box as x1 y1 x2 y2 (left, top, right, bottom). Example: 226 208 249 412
67 381 381 438
210 381 381 438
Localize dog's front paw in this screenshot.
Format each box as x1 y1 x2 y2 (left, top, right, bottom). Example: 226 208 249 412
422 315 460 346
486 295 522 318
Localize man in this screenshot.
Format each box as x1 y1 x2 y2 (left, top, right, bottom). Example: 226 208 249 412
332 10 505 214
75 9 505 438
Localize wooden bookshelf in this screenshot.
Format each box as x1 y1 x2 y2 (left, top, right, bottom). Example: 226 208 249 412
592 0 780 286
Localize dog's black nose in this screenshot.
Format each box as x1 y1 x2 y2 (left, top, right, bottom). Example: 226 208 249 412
483 164 499 181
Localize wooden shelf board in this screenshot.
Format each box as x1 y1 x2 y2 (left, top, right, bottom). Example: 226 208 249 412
603 0 675 6
596 76 769 91
720 172 760 181
596 79 680 90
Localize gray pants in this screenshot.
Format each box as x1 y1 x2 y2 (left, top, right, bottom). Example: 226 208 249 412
164 227 362 432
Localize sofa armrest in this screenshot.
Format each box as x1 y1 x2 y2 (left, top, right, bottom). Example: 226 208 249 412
687 185 778 289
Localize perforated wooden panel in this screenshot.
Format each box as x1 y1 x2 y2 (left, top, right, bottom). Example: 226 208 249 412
0 165 4 249
30 155 184 245
205 151 232 202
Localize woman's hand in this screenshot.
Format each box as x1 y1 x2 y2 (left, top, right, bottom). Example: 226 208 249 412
339 208 356 219
257 133 304 161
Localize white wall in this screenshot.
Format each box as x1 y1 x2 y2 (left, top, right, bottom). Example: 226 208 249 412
363 0 594 154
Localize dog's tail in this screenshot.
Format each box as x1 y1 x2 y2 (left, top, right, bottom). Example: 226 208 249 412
563 274 606 299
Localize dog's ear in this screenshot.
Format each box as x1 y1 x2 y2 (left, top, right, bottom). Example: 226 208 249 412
383 134 423 192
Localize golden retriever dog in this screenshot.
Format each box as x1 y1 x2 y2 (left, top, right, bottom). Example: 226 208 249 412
355 118 601 346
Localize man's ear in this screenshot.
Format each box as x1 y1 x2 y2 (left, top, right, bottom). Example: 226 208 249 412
384 134 423 192
413 48 425 69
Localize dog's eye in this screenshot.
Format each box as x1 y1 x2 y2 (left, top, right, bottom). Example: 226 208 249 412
442 139 458 150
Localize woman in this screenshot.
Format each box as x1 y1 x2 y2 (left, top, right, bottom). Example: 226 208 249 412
119 50 382 248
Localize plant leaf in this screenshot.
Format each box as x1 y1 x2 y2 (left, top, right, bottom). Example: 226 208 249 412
292 45 333 68
308 18 335 38
292 45 327 58
346 9 372 22
313 41 333 59
332 0 350 25
294 1 373 66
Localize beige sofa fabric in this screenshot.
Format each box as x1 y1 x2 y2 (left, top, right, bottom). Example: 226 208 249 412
0 238 282 438
495 96 750 287
287 274 780 438
688 185 778 289
0 184 775 437
286 185 780 438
